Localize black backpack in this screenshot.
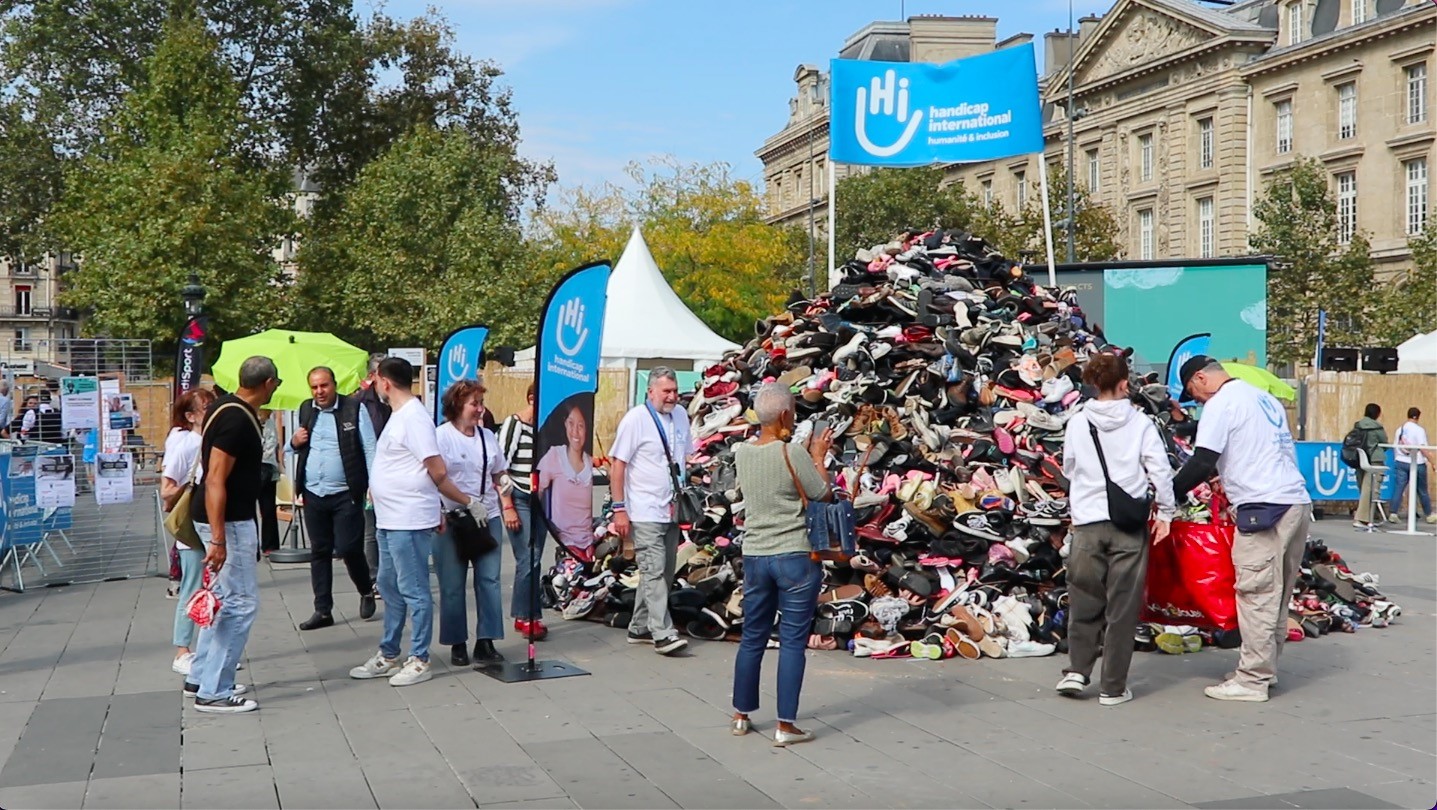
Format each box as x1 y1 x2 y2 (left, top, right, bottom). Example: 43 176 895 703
1340 426 1367 469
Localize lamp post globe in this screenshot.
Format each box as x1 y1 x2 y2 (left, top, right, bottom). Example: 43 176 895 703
181 271 206 319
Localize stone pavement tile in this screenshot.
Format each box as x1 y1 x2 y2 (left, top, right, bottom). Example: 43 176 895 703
1195 786 1403 809
598 730 779 810
481 686 595 745
1049 742 1257 805
322 673 410 715
522 737 678 809
627 687 732 732
972 743 1189 809
1351 779 1436 809
0 694 109 788
42 622 127 700
263 708 377 810
336 706 475 809
1164 730 1397 797
271 764 378 810
479 798 579 809
0 623 70 703
182 709 271 771
92 690 179 779
670 726 880 809
1190 794 1300 809
0 778 89 810
84 772 181 809
535 681 671 737
0 701 36 767
181 764 278 809
410 702 569 806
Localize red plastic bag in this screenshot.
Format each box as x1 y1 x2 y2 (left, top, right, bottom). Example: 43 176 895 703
186 569 222 628
1143 500 1237 630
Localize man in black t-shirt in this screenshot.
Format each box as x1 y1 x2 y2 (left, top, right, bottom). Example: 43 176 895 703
184 356 280 714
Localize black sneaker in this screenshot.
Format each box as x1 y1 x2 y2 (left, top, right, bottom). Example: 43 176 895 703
450 643 470 667
626 629 653 645
194 695 258 714
359 592 377 621
299 613 334 631
654 636 688 656
472 639 505 668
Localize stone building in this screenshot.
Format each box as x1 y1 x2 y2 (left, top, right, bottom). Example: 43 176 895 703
0 253 80 372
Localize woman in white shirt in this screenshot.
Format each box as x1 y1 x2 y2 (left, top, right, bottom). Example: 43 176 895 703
161 387 215 676
434 379 521 668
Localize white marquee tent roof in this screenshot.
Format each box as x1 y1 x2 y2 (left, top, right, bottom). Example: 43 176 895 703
1397 330 1437 374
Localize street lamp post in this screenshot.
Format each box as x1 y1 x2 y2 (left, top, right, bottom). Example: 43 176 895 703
181 271 206 320
1065 0 1077 264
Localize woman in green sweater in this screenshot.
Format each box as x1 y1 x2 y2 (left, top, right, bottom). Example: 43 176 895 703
729 383 833 747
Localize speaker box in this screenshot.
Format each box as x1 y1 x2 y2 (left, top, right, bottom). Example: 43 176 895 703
1320 348 1359 372
1361 347 1399 374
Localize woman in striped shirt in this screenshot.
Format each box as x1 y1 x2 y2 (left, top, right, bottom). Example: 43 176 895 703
500 384 550 640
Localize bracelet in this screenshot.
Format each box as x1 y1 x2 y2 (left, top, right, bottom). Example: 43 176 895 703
211 541 226 547
611 500 625 508
502 505 517 512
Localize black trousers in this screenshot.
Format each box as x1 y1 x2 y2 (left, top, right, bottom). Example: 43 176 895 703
303 489 372 615
258 476 280 553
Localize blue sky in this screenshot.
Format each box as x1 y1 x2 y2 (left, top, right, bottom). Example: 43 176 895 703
379 0 1100 190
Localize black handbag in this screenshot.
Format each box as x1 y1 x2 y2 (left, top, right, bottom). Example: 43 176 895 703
1088 423 1153 534
447 427 498 561
644 404 704 528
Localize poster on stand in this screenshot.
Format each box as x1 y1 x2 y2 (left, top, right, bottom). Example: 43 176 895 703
95 452 134 505
100 379 123 452
36 454 76 509
107 394 138 430
60 377 101 432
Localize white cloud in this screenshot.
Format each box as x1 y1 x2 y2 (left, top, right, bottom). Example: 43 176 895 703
474 27 579 69
1105 267 1184 289
1240 299 1267 331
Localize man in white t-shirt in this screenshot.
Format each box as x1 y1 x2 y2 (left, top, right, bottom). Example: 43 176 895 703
1173 356 1311 704
1387 407 1435 524
349 358 476 687
610 367 692 656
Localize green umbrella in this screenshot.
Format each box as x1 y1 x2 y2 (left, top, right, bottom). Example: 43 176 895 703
212 329 370 410
1221 361 1296 402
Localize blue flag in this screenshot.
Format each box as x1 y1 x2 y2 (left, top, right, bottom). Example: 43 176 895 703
434 325 489 424
1167 333 1212 402
829 44 1044 167
533 262 612 559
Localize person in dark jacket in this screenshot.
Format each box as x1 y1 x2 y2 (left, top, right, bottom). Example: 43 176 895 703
1352 403 1388 530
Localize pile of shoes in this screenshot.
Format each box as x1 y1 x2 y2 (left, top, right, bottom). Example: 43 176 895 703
545 227 1399 660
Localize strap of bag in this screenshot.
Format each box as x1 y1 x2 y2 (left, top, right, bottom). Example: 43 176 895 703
1087 422 1116 484
478 428 489 493
180 400 258 487
644 403 683 495
780 443 810 509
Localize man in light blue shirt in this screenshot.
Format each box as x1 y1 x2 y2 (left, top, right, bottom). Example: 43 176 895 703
290 367 377 630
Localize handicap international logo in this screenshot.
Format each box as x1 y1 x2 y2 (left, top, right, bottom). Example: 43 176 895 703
553 297 590 357
1258 394 1285 428
446 342 473 381
1312 446 1347 497
854 70 925 158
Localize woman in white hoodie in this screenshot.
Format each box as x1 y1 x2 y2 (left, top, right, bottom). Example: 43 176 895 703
1055 353 1175 706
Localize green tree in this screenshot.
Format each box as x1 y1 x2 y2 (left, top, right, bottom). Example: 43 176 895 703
1249 156 1374 365
292 124 543 348
1367 223 1437 347
833 166 975 259
43 16 295 345
530 159 806 344
1019 164 1123 264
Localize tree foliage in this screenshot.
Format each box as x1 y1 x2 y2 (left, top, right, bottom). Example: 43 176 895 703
43 15 295 346
1249 157 1374 365
1367 223 1437 347
530 159 806 344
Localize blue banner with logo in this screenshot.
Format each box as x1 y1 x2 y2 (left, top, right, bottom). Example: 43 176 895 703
1166 332 1212 402
828 44 1043 167
434 325 489 424
533 262 611 559
1296 442 1395 502
0 444 73 553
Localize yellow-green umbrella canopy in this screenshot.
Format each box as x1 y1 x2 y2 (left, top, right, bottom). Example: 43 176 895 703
1221 361 1296 402
211 329 369 410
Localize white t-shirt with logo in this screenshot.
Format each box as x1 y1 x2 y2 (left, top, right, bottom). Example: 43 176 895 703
609 404 692 523
371 398 443 530
436 422 507 518
1393 421 1430 467
1195 379 1310 506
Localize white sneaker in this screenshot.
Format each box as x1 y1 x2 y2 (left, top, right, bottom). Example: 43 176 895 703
388 656 432 687
1204 679 1268 702
349 651 400 680
1098 689 1133 707
171 653 195 676
1004 639 1055 658
1055 672 1088 696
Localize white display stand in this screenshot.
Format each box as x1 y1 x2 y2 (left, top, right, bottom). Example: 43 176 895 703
1377 443 1436 536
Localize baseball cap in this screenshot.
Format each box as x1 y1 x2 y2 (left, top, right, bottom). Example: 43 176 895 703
1178 354 1214 401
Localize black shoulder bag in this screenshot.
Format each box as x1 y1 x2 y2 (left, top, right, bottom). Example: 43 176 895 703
446 428 498 561
1088 423 1153 533
644 404 703 528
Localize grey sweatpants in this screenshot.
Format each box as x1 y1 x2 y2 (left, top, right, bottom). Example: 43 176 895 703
1065 520 1149 696
1232 505 1310 691
628 521 680 640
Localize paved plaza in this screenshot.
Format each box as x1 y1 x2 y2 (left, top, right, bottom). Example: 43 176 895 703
0 520 1432 810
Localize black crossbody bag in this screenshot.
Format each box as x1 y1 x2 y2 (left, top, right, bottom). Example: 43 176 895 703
1088 423 1153 533
446 429 497 561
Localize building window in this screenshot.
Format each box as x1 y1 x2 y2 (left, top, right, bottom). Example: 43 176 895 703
1352 0 1366 25
1197 197 1214 258
1275 100 1293 154
1197 117 1214 170
1337 82 1356 139
1407 63 1428 125
12 329 29 353
1336 171 1357 245
1288 1 1304 46
1015 170 1027 208
1086 148 1100 191
1139 133 1153 182
1407 158 1429 236
13 285 31 316
981 178 994 207
1138 209 1154 260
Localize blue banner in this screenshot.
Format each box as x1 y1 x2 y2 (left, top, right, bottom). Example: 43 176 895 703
1166 332 1212 402
0 445 73 553
829 44 1044 167
1295 442 1395 503
533 262 612 559
434 325 489 424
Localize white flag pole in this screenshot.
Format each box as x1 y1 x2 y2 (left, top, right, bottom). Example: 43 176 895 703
1037 164 1057 287
827 161 837 290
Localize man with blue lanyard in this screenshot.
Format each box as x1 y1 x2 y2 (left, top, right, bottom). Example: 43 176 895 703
609 367 692 657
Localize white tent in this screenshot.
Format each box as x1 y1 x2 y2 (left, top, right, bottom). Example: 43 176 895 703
1397 330 1437 374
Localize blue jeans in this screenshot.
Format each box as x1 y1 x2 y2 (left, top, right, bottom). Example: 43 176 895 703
185 520 259 701
376 527 435 662
1388 461 1432 519
172 545 205 648
433 519 504 645
507 490 547 620
732 553 821 723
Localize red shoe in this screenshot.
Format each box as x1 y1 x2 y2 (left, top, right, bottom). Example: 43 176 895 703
514 619 549 641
